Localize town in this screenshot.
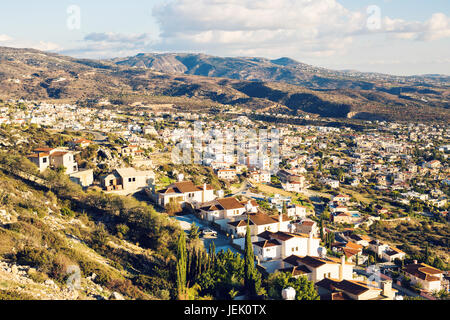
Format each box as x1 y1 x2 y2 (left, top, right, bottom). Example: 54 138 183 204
0 98 448 301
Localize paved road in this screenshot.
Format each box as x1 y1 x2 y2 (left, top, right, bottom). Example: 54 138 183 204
174 214 240 255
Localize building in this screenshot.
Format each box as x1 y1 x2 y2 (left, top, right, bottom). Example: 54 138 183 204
69 169 94 188
198 197 246 222
217 169 237 181
403 262 445 293
253 231 321 262
28 147 78 174
49 151 78 174
227 212 291 238
316 278 396 300
101 168 155 192
156 181 216 208
70 138 93 149
27 152 50 173
294 220 318 236
280 255 354 283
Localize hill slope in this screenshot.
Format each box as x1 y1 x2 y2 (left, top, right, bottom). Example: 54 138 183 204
0 46 449 122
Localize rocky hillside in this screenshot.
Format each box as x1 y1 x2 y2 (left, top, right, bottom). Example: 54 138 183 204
0 46 449 122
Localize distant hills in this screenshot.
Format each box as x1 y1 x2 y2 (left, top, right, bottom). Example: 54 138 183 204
112 52 450 89
0 46 449 122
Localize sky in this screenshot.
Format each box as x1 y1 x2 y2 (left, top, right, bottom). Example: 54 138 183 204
0 0 449 76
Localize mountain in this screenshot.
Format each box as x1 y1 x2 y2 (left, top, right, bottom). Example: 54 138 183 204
112 52 450 89
0 46 449 122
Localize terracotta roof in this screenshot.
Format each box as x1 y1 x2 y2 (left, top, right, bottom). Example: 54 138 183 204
248 213 278 226
51 151 69 157
174 181 201 193
254 239 280 248
28 152 49 158
34 147 54 153
228 220 252 227
217 197 245 210
403 263 443 281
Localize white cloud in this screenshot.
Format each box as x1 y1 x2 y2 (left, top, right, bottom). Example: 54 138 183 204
0 34 13 43
150 0 450 58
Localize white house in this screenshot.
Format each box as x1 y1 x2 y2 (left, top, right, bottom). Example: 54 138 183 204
403 262 444 293
157 181 216 208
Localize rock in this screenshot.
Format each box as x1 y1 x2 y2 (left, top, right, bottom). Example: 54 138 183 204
44 279 56 287
11 265 18 274
27 268 37 275
109 292 125 300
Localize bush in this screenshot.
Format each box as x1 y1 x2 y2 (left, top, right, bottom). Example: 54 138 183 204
15 248 54 273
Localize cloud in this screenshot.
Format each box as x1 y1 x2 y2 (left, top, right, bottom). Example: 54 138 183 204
150 0 450 58
84 32 152 43
0 34 13 42
382 13 450 41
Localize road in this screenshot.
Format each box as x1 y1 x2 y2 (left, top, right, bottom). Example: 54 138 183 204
174 214 240 255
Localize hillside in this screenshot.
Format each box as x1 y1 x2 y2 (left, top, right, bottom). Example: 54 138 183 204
0 46 449 122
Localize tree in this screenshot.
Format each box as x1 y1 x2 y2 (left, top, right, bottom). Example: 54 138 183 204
267 272 319 300
319 218 324 242
244 222 258 297
176 232 187 299
188 224 200 240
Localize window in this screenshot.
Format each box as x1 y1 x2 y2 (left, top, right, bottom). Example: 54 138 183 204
129 178 132 182
42 158 47 163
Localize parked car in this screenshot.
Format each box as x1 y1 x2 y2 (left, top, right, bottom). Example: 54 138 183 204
201 229 218 237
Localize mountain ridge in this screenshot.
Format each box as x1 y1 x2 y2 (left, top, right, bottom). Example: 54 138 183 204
0 46 449 122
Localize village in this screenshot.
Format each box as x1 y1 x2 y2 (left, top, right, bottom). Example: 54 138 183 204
0 99 449 300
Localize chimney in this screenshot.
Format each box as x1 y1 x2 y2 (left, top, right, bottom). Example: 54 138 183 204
381 280 393 298
339 255 345 281
307 232 313 256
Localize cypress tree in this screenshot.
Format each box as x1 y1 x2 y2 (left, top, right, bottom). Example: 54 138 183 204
176 232 187 299
244 221 256 297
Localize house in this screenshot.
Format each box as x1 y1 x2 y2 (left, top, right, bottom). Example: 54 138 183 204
282 181 304 193
217 169 237 181
368 240 389 258
253 231 321 262
331 242 364 263
27 152 50 173
70 138 93 149
423 160 441 169
347 234 371 247
333 194 351 203
101 168 155 192
316 278 396 300
382 247 406 262
280 255 354 283
295 220 318 236
278 170 305 185
227 212 291 238
403 262 444 293
248 170 271 184
50 151 78 174
69 169 94 188
240 199 259 213
286 204 307 219
332 212 357 224
156 181 216 208
198 197 246 222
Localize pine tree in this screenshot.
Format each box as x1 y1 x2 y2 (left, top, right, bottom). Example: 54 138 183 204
176 232 187 299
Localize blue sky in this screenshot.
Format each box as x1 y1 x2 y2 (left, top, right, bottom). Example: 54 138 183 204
0 0 449 76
